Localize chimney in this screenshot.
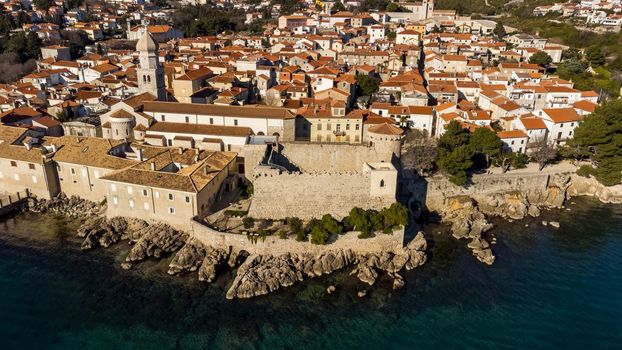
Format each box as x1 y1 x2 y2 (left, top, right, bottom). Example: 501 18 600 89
150 162 156 171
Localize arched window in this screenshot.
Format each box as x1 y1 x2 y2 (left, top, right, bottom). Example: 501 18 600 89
143 75 147 83
147 76 151 83
380 180 385 188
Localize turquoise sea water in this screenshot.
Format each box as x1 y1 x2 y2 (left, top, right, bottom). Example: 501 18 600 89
1 197 621 350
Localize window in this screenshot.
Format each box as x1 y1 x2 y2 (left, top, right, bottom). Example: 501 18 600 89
32 175 37 184
168 207 176 214
327 123 331 131
380 180 385 188
317 123 322 131
10 161 17 167
185 116 190 123
167 139 172 146
28 163 35 170
168 193 174 201
129 199 135 208
511 141 515 145
234 119 238 126
355 124 360 130
185 196 190 203
143 189 148 197
127 186 133 195
346 124 350 130
209 118 213 124
161 115 166 122
71 168 76 175
336 124 341 132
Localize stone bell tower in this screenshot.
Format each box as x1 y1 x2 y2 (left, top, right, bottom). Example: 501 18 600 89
136 30 166 101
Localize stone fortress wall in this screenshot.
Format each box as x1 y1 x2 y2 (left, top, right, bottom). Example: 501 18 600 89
247 167 396 220
245 141 401 220
190 221 406 256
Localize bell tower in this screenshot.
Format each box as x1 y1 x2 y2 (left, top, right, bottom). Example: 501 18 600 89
136 31 166 101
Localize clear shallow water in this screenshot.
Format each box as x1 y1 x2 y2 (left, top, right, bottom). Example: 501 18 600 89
1 198 621 350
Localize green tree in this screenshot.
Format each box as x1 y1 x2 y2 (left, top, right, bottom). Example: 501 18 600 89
356 74 380 96
529 51 553 66
470 127 502 167
436 120 474 186
321 214 343 235
333 1 346 12
380 202 409 230
437 145 474 186
570 99 622 186
562 48 582 61
586 46 606 66
493 22 506 38
33 0 53 12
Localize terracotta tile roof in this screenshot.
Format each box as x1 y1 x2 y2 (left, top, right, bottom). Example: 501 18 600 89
542 108 583 123
147 122 251 137
368 122 403 136
497 130 528 139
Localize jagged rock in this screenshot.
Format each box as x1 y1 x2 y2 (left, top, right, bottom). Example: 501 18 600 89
168 238 207 275
28 193 102 217
120 262 132 270
468 237 495 265
198 247 230 282
441 197 492 239
125 224 188 262
326 285 336 294
528 205 541 217
542 221 548 226
228 249 250 267
549 221 560 228
356 264 378 285
392 273 405 290
357 290 367 298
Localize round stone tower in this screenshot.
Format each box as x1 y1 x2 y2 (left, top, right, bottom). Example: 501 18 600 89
367 122 404 159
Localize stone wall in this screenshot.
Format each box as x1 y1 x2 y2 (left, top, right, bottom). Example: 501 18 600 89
247 167 395 220
189 221 405 256
419 171 573 213
277 142 396 172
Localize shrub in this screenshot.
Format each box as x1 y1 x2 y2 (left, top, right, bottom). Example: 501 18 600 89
278 230 288 239
242 216 255 229
577 165 596 178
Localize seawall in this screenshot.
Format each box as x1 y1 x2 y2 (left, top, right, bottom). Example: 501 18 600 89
189 219 405 256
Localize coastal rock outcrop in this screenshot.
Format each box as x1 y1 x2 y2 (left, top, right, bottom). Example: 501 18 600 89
167 238 207 275
125 224 188 263
567 175 622 204
441 196 492 239
78 216 148 250
224 232 428 299
28 193 102 217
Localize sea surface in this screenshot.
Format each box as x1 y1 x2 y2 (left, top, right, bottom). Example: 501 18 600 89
0 197 621 350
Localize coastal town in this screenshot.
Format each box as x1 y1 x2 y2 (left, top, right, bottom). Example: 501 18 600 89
0 0 622 298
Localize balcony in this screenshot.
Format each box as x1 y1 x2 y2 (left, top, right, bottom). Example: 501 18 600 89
333 130 346 137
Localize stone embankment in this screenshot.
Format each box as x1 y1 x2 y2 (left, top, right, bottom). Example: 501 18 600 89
422 169 622 266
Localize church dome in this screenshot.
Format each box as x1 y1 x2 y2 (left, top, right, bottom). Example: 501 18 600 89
136 31 158 52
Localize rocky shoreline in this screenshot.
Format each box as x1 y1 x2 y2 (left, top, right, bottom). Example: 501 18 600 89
430 174 622 266
21 173 622 298
24 194 428 299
